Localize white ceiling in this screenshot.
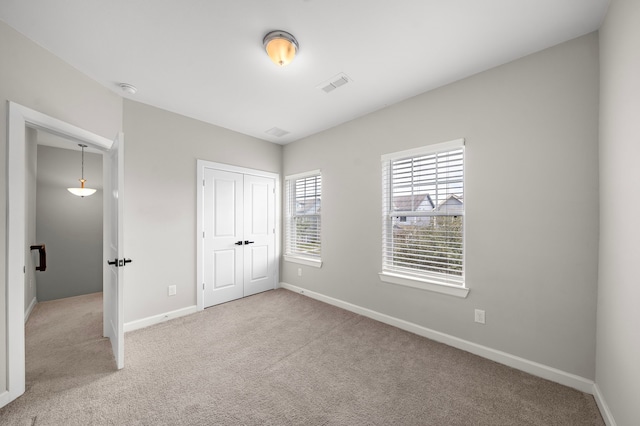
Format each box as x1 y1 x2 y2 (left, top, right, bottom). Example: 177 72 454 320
0 0 610 145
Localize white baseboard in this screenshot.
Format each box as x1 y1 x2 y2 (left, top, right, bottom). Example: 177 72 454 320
124 305 198 333
593 384 617 426
24 297 37 323
280 282 595 394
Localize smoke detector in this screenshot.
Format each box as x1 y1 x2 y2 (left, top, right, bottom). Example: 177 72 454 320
119 83 137 95
265 127 290 138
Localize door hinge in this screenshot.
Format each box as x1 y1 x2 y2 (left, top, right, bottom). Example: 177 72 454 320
203 179 205 186
203 231 205 238
203 283 205 290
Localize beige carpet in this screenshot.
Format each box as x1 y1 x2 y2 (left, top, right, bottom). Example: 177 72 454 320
1 289 604 425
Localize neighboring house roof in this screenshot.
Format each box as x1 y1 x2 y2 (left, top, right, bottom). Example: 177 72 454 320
392 194 435 212
296 198 321 215
435 194 463 213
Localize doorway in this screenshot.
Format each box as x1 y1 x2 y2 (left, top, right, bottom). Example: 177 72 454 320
4 102 125 408
197 161 279 309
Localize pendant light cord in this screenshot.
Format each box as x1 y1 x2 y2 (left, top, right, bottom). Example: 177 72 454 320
81 145 85 180
79 143 88 182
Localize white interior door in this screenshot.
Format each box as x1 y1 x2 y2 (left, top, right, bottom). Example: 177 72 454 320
243 174 276 297
203 169 245 307
104 133 125 369
202 167 276 308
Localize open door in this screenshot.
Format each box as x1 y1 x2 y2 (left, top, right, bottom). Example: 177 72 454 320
104 133 126 369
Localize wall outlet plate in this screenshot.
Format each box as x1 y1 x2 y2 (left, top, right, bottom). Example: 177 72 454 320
474 309 486 324
168 285 177 296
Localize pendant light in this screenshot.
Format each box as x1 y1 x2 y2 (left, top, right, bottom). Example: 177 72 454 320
67 144 97 197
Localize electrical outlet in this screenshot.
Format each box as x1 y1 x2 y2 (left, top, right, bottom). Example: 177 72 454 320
168 285 177 296
474 309 486 324
297 268 303 277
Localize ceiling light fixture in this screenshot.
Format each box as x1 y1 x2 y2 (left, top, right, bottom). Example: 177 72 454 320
67 144 97 197
263 30 299 67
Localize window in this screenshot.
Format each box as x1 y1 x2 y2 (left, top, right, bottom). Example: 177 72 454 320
284 170 322 267
380 139 468 298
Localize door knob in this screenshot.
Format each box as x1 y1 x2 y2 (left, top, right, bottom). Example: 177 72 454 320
107 258 132 267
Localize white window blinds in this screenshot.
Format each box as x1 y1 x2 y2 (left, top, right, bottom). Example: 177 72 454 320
382 140 465 287
285 171 322 259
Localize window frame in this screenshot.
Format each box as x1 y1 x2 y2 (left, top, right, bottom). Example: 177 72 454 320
379 139 468 298
284 170 323 268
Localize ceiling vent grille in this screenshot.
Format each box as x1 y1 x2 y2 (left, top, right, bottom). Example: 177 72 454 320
317 73 352 94
265 127 290 137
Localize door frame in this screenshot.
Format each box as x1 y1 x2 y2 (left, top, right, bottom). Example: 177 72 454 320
196 160 280 311
3 102 115 407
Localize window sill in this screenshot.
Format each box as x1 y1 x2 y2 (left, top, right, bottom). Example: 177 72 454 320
379 272 469 298
284 255 322 268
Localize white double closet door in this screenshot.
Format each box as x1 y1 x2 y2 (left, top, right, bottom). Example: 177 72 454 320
203 167 276 308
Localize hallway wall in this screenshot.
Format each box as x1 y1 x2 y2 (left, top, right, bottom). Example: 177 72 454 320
36 145 103 301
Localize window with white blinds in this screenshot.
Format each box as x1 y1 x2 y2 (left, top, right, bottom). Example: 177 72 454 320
381 139 465 290
285 171 322 266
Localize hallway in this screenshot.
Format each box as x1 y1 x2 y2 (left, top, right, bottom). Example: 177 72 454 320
14 293 115 422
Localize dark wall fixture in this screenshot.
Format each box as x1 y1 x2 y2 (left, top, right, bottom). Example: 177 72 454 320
30 244 47 272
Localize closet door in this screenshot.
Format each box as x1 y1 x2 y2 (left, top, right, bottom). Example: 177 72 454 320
203 169 244 307
243 174 276 297
202 168 276 308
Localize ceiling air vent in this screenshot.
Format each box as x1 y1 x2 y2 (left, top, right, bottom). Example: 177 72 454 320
265 127 290 138
317 73 352 94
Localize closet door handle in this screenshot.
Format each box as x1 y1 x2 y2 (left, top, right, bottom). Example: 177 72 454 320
235 241 244 246
244 241 254 245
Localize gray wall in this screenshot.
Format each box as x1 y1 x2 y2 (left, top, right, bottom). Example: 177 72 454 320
36 145 103 301
0 19 122 397
282 33 600 380
122 100 282 323
597 0 640 424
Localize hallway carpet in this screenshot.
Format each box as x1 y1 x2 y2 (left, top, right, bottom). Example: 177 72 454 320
0 289 604 425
